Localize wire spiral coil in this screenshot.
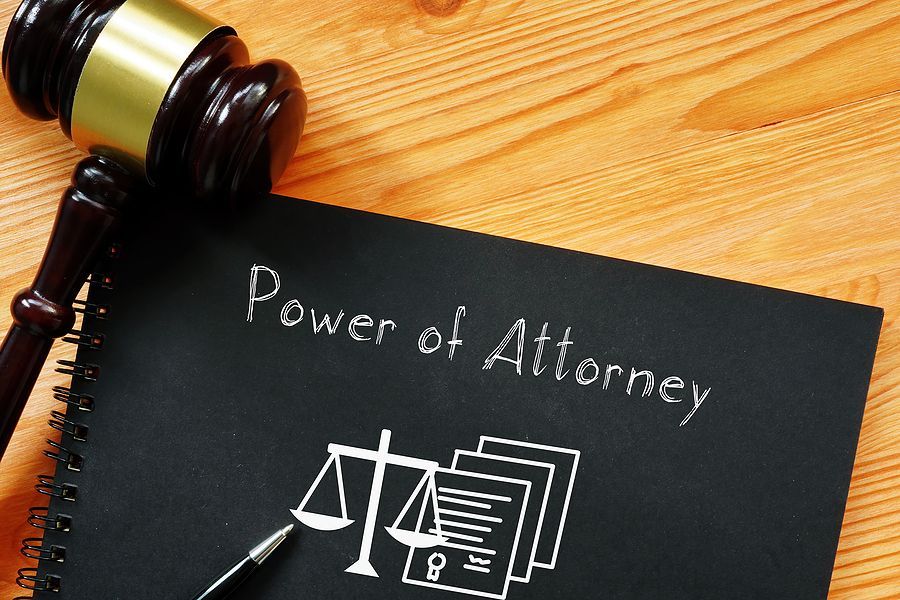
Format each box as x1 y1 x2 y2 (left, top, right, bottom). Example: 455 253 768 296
17 251 117 598
15 568 61 595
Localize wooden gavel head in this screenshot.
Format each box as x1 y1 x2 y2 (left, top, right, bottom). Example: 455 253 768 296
3 0 307 200
0 0 308 461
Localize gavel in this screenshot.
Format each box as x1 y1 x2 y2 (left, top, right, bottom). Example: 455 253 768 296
0 0 307 460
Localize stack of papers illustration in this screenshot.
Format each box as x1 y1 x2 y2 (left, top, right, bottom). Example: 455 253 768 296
404 438 580 598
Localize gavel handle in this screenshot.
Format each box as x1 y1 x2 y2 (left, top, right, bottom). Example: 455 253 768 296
0 156 135 462
0 329 54 453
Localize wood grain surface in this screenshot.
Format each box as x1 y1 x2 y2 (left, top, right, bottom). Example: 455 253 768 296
1 0 898 597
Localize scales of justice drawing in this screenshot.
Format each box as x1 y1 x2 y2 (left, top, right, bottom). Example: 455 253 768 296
291 428 581 599
291 429 447 578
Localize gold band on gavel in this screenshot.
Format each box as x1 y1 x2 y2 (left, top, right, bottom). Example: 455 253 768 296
70 0 230 173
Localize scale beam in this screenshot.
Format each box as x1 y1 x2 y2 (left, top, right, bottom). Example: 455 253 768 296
328 443 439 471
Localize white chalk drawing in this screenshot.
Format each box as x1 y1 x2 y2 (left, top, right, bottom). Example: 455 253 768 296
291 429 446 577
450 450 555 583
477 437 580 569
290 429 580 599
402 467 530 599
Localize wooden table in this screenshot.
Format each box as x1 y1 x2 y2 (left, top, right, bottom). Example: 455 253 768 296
1 0 897 597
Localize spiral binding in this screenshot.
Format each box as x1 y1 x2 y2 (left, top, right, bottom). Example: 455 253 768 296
14 569 61 595
72 299 110 319
17 248 118 599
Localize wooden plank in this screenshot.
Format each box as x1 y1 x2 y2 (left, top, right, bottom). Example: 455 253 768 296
0 0 897 597
272 0 899 208
414 93 900 289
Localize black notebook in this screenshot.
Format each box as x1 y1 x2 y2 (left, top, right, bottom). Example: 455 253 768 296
27 195 882 600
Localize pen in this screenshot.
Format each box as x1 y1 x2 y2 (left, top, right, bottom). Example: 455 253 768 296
191 524 295 600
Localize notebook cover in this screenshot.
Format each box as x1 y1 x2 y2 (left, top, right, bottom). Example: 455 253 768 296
36 195 883 600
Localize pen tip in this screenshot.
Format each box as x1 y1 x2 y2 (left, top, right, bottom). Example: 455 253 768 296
282 523 294 536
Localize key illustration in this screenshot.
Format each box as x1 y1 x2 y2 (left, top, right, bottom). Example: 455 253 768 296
427 552 448 581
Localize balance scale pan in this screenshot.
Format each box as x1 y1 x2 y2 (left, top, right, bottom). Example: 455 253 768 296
385 527 448 549
291 509 355 531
